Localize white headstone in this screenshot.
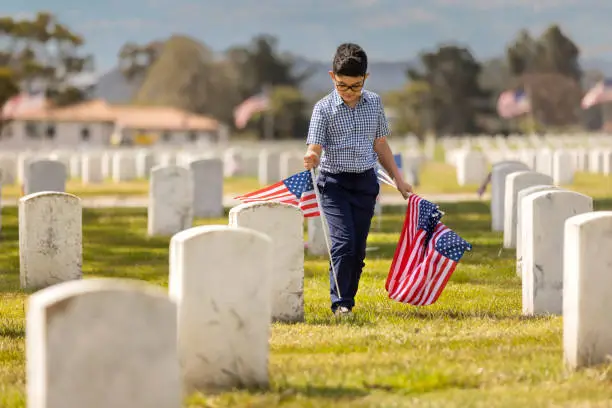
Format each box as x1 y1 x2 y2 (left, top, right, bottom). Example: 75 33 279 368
258 150 280 185
503 171 553 248
491 161 530 231
0 155 17 185
81 154 103 184
169 225 272 392
26 279 181 408
516 184 559 276
229 202 304 322
112 152 136 182
279 152 303 179
25 159 67 195
563 211 612 370
148 165 193 236
521 190 592 316
136 151 156 179
456 150 487 186
552 150 574 185
19 192 82 290
189 158 223 218
307 217 328 257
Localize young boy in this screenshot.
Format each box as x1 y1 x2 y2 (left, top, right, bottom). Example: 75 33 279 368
303 43 412 317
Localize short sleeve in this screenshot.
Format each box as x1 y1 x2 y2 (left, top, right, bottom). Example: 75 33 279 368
306 102 327 145
376 101 390 139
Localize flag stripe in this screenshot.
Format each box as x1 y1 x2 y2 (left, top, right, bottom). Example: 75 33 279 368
386 194 471 306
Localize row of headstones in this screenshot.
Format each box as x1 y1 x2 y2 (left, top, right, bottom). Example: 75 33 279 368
451 147 612 188
489 163 612 371
0 142 426 187
2 159 224 220
439 133 612 150
23 199 323 406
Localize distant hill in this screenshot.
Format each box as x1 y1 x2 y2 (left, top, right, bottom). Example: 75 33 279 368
93 56 612 104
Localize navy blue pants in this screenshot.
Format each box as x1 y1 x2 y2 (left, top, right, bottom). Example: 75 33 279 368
316 168 379 311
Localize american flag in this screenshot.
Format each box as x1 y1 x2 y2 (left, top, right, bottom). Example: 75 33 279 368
496 89 530 119
234 170 319 217
385 194 471 306
1 91 46 119
233 92 270 129
236 166 397 218
581 78 612 109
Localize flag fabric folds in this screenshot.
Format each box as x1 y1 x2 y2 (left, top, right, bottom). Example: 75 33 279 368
233 92 270 129
385 194 472 306
496 89 530 119
234 170 319 217
581 78 612 109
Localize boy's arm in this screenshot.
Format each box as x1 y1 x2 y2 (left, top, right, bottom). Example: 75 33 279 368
304 103 326 170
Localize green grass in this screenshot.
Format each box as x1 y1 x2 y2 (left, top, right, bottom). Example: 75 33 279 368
3 199 612 407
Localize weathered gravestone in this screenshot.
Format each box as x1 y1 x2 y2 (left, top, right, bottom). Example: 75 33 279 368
136 151 155 179
112 152 136 182
516 184 559 276
81 153 103 184
24 159 67 195
563 211 612 370
279 152 303 179
258 149 280 185
552 150 574 184
189 158 223 218
490 161 530 231
148 165 193 236
521 190 592 316
26 279 181 408
307 217 328 257
456 150 487 186
19 192 82 290
503 170 553 249
229 202 304 322
169 225 272 393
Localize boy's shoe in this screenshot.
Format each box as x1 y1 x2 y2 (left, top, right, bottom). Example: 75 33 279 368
334 306 353 317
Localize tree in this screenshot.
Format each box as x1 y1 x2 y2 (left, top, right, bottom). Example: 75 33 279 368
0 12 94 107
407 45 490 135
269 85 309 138
118 40 164 81
505 25 582 128
225 34 313 138
383 80 431 138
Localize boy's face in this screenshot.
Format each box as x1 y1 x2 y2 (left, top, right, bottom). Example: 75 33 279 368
329 72 368 104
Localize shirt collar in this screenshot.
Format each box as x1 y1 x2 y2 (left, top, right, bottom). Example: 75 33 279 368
333 89 369 106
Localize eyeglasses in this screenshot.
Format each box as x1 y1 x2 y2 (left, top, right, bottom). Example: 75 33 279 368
335 77 365 92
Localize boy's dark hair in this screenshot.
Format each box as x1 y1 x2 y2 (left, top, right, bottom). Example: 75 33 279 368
332 43 368 77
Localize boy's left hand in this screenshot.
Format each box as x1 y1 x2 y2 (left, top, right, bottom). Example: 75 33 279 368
396 180 413 199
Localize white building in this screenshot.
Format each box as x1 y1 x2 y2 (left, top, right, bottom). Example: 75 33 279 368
0 99 223 150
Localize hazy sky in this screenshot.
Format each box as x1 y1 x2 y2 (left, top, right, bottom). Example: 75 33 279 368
6 0 612 73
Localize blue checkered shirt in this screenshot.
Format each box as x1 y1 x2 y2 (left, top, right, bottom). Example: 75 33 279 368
306 89 390 174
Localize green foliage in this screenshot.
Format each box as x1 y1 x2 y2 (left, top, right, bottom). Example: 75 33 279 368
0 11 92 106
408 46 490 135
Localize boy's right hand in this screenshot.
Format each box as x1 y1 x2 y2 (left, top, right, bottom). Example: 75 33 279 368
303 151 319 170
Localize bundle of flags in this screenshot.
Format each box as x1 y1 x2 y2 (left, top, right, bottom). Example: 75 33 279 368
235 167 472 306
385 194 472 306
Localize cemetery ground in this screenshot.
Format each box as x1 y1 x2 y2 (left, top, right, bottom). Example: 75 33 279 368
2 196 612 407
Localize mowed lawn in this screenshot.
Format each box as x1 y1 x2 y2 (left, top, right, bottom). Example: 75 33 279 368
2 199 612 407
2 162 611 199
